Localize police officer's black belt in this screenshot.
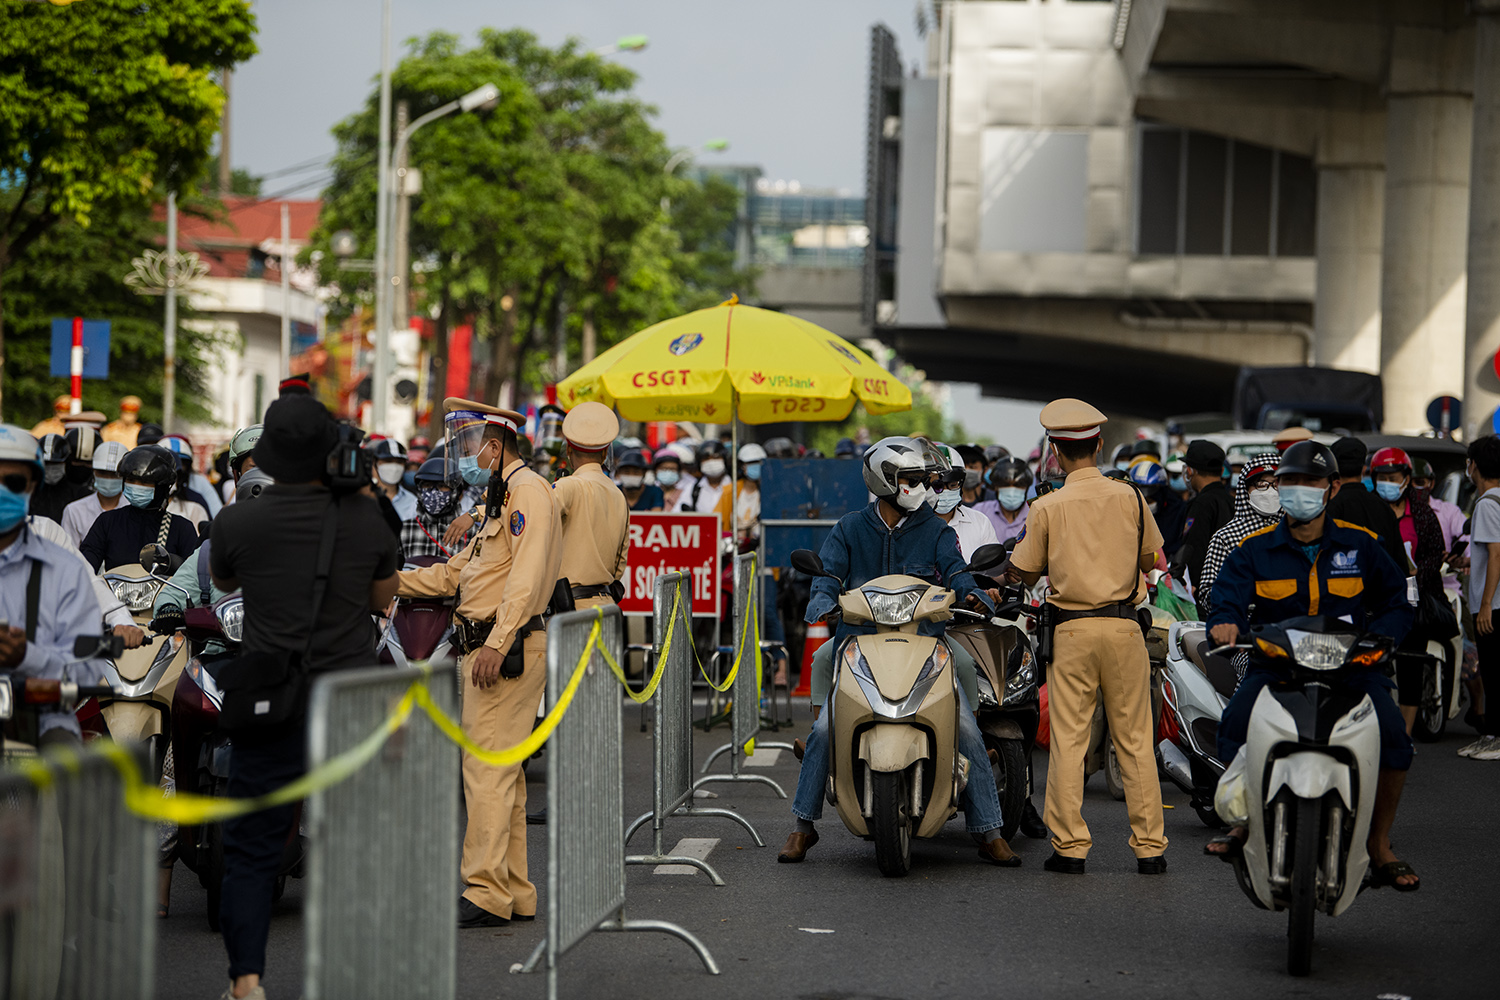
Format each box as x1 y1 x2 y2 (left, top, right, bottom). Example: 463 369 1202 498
570 583 611 600
1051 603 1141 624
453 613 546 654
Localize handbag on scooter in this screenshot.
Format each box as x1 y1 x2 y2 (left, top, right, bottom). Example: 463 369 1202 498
218 501 339 730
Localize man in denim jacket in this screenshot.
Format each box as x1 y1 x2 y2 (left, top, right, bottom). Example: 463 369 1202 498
778 437 1019 868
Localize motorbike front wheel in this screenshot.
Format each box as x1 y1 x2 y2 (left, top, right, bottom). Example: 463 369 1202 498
1286 795 1321 977
869 769 913 878
1412 662 1450 743
986 736 1027 842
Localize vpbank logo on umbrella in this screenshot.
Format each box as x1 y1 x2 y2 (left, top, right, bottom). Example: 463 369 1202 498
669 333 703 356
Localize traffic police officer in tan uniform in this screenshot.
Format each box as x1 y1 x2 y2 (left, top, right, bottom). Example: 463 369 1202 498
1008 399 1169 875
552 402 630 610
397 397 562 927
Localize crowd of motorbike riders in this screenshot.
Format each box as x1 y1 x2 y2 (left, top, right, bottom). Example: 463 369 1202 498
2 390 1497 981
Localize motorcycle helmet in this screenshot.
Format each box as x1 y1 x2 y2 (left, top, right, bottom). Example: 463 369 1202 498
988 457 1033 489
234 466 275 502
1369 446 1413 476
862 436 931 505
38 433 71 485
136 422 165 446
834 437 857 459
413 456 459 517
1110 444 1132 470
926 442 966 487
367 437 408 487
118 445 178 510
1131 439 1162 461
1276 440 1339 481
159 434 195 476
228 424 263 478
982 444 1011 464
763 437 797 459
616 448 648 472
91 440 127 474
0 425 42 477
697 439 728 480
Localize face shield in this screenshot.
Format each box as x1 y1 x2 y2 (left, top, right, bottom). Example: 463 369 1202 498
538 411 566 459
445 409 512 488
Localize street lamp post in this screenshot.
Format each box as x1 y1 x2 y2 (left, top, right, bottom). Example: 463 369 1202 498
662 139 730 212
372 0 393 433
371 82 500 434
594 34 649 56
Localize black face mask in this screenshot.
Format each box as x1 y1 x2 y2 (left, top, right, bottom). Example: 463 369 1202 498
66 464 94 486
419 486 456 518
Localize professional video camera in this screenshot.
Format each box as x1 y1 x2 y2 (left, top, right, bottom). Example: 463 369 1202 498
326 422 374 493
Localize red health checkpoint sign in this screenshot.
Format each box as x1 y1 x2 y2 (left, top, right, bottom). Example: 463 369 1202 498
618 512 721 618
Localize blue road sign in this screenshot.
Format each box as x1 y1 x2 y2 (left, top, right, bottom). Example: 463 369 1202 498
1426 395 1461 434
49 319 111 379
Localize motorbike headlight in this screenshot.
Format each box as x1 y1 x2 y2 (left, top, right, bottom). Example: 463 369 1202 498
105 574 162 613
215 598 245 643
1004 645 1035 700
976 671 999 709
862 587 924 626
1284 630 1354 670
915 643 949 683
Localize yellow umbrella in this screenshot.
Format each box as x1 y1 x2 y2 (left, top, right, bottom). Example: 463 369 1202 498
556 297 911 424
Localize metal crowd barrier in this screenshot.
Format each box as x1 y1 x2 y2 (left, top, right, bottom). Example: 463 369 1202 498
304 667 459 1000
624 573 763 883
0 745 154 1000
697 552 793 796
521 606 718 999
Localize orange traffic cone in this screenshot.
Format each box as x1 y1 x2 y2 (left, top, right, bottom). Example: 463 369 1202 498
792 620 831 697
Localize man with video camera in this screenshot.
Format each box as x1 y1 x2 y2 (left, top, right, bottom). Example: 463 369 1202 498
207 395 401 1000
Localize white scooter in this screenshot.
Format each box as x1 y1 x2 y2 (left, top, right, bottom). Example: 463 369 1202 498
1408 587 1464 742
1211 615 1390 977
1157 618 1237 827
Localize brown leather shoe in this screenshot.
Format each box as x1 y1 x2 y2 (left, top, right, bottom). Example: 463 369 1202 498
977 837 1022 867
777 829 819 862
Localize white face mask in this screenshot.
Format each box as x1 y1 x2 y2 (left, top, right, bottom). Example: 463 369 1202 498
700 459 726 479
618 473 644 489
1248 486 1282 517
377 461 405 486
894 482 930 512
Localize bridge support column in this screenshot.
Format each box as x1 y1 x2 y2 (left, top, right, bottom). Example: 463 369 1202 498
1314 164 1383 373
1465 2 1500 439
1379 28 1472 433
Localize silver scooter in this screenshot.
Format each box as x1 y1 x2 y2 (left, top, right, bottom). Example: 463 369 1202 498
1158 618 1238 827
1211 616 1388 977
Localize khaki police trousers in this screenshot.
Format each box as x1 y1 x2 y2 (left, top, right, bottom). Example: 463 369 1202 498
1045 617 1167 859
459 628 547 918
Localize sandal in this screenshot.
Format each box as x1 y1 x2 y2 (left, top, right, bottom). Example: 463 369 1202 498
1369 860 1421 892
1203 832 1245 862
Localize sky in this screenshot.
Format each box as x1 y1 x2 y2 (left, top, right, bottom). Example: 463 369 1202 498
232 0 927 195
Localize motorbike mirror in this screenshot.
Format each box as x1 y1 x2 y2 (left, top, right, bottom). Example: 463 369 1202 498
789 548 830 578
73 633 125 659
138 543 170 573
966 543 1006 573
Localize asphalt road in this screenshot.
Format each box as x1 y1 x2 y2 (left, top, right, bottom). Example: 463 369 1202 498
158 702 1498 1000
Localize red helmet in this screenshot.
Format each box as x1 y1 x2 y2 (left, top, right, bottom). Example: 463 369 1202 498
1369 447 1412 476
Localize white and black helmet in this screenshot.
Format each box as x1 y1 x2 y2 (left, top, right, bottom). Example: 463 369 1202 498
862 436 932 499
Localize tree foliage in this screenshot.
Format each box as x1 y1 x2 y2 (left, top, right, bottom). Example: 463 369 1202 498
309 29 751 411
806 363 969 456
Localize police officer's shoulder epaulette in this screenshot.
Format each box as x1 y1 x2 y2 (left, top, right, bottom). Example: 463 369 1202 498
1237 524 1278 548
1332 518 1378 540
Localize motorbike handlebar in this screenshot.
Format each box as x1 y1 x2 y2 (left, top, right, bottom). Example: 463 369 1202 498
1206 643 1251 657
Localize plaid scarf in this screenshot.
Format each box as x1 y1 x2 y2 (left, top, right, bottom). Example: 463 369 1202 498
1199 450 1282 614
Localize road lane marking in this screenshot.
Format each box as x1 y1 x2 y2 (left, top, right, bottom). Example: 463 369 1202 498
743 749 782 767
654 837 719 875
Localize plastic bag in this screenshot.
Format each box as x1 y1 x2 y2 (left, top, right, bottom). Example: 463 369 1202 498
1214 744 1250 826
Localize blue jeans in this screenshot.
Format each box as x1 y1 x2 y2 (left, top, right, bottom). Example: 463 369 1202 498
1218 666 1413 772
792 686 1003 835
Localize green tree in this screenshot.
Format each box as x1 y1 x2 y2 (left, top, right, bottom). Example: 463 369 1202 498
806 362 969 455
0 0 257 419
309 29 750 431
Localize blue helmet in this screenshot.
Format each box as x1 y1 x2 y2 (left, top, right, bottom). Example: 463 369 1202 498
1129 460 1168 497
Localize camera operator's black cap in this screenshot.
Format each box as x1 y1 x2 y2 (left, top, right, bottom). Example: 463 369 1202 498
1329 436 1366 478
1183 439 1225 473
254 395 337 483
279 372 312 397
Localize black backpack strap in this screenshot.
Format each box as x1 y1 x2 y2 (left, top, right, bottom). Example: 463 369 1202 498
25 559 42 642
301 499 341 667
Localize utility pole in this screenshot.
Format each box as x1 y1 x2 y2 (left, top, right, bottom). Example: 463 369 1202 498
164 192 178 433
280 201 291 379
393 100 410 333
372 0 393 433
219 68 232 194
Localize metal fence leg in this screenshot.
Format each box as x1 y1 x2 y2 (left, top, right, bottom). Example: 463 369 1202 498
598 907 721 975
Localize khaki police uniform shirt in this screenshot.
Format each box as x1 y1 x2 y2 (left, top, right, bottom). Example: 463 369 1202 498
552 464 630 587
397 458 562 652
1010 466 1164 611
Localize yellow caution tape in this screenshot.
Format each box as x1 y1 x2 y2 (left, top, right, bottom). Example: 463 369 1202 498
698 569 757 694
601 583 679 704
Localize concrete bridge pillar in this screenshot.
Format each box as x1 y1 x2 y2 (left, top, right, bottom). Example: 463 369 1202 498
1465 3 1500 439
1379 27 1472 432
1315 164 1384 373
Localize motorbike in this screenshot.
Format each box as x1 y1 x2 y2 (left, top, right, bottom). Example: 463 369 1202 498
1158 618 1238 827
91 544 191 778
376 555 457 670
168 594 305 931
1 633 121 758
1211 616 1391 977
1407 586 1464 742
946 582 1040 842
789 543 1004 877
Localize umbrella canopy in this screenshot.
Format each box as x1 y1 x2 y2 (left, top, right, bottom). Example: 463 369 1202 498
555 299 912 424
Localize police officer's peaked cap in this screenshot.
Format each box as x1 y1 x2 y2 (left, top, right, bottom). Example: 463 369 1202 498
1039 398 1107 440
1183 439 1226 472
562 401 618 452
1276 440 1339 480
1271 426 1314 446
443 397 525 431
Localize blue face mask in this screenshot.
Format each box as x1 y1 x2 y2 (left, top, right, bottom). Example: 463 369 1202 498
934 487 963 514
1279 484 1328 522
656 469 680 488
0 482 29 533
94 475 123 499
996 487 1026 512
458 453 491 487
1374 480 1405 503
744 463 762 482
1169 475 1187 493
124 483 157 509
1362 476 1374 492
